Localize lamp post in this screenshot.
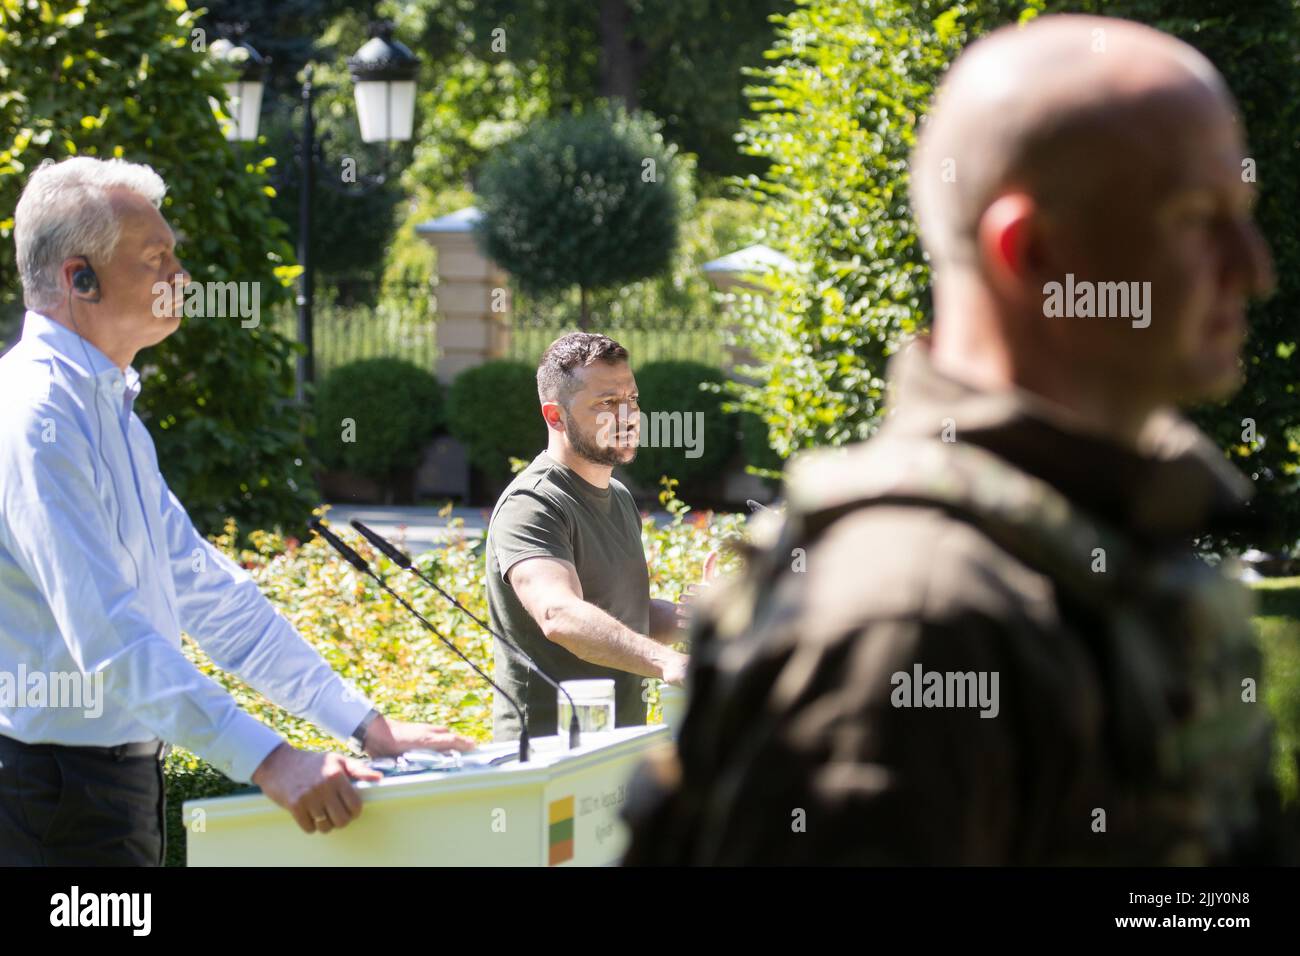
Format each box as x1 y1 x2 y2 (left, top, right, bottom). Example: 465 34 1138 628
211 21 419 406
296 65 317 404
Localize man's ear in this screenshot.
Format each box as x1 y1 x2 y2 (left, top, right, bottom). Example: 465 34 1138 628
976 192 1047 306
63 257 101 303
541 400 565 431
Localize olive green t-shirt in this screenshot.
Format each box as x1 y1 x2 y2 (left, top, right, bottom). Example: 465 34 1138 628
486 451 650 741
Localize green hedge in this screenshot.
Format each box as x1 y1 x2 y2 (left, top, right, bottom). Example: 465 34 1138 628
626 360 737 494
446 359 546 482
314 358 443 481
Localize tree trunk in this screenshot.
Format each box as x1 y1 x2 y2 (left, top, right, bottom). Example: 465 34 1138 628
579 285 590 330
598 0 640 110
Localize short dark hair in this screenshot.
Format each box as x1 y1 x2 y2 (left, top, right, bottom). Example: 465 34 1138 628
537 332 630 405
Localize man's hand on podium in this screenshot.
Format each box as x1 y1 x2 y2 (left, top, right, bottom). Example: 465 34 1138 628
252 744 382 834
361 716 476 758
252 720 475 835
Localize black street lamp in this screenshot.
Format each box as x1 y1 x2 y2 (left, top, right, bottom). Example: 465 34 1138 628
210 37 267 143
349 23 419 144
211 22 419 406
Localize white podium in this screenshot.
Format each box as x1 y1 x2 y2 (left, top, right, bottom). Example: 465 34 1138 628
184 725 669 866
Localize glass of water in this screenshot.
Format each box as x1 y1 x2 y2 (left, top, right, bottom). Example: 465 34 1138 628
558 679 616 739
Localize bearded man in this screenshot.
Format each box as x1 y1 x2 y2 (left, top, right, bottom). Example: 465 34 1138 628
485 333 697 742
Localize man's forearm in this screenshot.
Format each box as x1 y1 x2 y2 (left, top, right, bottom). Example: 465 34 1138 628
544 598 683 678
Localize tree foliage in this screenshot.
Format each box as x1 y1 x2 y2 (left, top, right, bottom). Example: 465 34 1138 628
727 0 1009 455
198 0 409 296
453 0 792 179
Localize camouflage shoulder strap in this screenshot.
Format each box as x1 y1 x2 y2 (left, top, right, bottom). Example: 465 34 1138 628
700 435 1138 676
779 436 1136 609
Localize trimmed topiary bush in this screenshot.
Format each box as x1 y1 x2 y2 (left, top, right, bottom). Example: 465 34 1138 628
314 358 443 482
626 360 736 492
446 360 546 482
474 106 683 327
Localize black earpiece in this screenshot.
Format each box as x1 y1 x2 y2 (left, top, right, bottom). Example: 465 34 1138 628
71 260 100 302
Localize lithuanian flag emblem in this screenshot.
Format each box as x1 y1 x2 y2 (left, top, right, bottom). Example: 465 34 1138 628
548 795 575 865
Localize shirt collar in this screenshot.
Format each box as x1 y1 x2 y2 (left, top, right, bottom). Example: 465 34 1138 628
879 336 1254 544
21 310 142 397
538 451 612 499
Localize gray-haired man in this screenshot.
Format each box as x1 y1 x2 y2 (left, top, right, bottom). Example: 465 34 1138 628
0 157 473 865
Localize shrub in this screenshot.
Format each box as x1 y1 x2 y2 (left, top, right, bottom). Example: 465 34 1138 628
725 0 993 459
474 106 683 326
626 360 736 493
446 360 546 481
314 358 443 481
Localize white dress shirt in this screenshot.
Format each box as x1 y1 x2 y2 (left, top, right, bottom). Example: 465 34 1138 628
0 311 373 782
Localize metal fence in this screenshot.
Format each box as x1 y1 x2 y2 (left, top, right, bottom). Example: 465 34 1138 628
6 296 727 381
507 312 727 368
268 282 438 381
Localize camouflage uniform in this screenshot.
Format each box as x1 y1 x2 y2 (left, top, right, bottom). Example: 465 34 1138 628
623 342 1291 865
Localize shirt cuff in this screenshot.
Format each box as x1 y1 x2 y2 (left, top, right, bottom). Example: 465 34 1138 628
305 679 377 745
209 713 286 784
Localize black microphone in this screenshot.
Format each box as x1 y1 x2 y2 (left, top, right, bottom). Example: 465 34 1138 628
309 517 531 763
309 517 370 572
350 519 582 750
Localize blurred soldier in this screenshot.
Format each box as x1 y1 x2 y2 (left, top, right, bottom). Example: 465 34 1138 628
623 14 1292 864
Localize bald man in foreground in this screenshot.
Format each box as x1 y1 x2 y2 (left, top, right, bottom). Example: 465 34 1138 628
623 15 1294 865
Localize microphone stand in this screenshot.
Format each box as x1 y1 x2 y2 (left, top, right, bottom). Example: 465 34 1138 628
349 519 583 750
309 518 531 764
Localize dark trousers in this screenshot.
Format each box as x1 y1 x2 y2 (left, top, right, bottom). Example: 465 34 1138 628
0 734 167 866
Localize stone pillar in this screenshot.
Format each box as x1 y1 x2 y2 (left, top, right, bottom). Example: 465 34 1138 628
412 206 514 500
415 206 513 384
